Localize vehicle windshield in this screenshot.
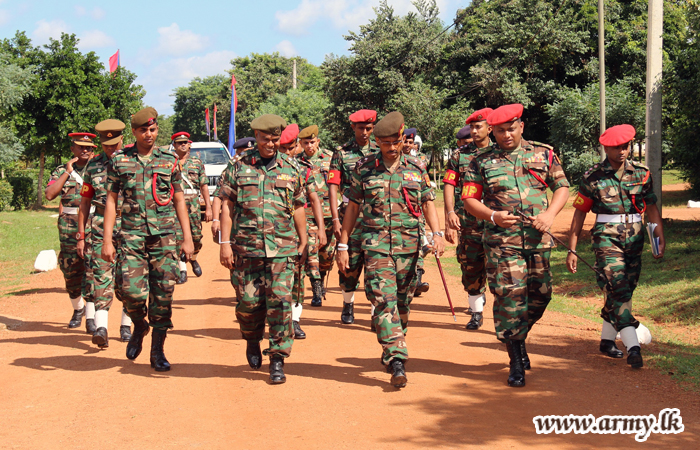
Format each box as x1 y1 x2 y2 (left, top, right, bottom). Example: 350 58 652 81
191 147 229 165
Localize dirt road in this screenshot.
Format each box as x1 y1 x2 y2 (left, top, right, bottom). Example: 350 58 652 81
0 195 698 449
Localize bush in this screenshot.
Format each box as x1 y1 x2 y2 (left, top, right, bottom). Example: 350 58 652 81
8 176 33 209
0 179 13 211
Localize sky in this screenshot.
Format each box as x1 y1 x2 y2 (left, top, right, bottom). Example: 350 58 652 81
0 0 465 116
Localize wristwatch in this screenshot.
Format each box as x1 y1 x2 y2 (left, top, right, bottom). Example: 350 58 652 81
433 231 444 237
76 232 85 240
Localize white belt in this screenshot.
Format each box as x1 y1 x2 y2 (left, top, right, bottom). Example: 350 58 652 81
63 205 96 215
183 189 198 195
596 213 642 224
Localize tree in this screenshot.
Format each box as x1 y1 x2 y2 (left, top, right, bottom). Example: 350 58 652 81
172 75 229 142
0 51 35 178
258 89 334 146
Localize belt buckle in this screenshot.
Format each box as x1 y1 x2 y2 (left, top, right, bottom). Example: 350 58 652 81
624 214 629 224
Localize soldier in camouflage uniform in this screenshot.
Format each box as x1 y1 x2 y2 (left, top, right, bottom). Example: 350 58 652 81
102 107 194 372
567 124 665 369
328 109 379 324
443 109 493 330
278 124 325 340
45 133 96 331
77 119 133 348
171 131 212 283
299 125 336 307
338 112 445 388
463 104 570 387
219 114 308 384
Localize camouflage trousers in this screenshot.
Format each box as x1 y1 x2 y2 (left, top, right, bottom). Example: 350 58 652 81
176 195 203 257
235 256 295 358
364 250 420 365
457 226 487 295
485 246 552 342
592 223 644 331
338 204 364 292
58 214 87 300
85 214 122 312
116 233 178 329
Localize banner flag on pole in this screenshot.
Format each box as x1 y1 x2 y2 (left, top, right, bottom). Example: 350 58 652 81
213 103 218 141
109 50 120 73
205 108 211 140
227 74 237 155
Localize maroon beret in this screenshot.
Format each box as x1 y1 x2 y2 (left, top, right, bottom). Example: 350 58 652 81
465 108 494 124
599 124 636 147
487 104 524 126
280 123 300 145
348 109 377 123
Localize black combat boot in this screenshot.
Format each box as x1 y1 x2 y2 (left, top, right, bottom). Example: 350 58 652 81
320 271 327 297
465 312 483 331
246 340 262 369
191 260 202 277
627 346 643 368
68 306 85 328
389 359 407 388
520 340 531 370
92 327 109 348
177 268 187 284
120 325 132 342
150 329 170 372
310 280 323 307
600 339 624 358
85 318 96 334
269 355 286 384
293 321 306 339
505 340 526 387
341 302 355 324
126 319 149 360
414 268 429 296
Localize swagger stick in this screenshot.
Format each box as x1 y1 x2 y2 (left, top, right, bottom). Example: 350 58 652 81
434 254 457 322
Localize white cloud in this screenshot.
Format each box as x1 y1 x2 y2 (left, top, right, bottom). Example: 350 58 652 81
275 40 297 57
156 23 210 56
78 30 116 50
0 10 9 26
31 19 70 45
91 7 105 20
75 5 86 16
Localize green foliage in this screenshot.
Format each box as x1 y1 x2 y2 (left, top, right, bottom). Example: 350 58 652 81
258 89 333 146
8 176 33 210
172 75 229 142
0 179 12 211
155 115 174 147
0 51 34 172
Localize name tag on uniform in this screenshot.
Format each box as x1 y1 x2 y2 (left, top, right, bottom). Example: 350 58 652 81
403 172 421 182
278 174 293 181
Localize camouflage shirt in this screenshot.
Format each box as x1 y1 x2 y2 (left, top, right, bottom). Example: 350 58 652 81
300 148 334 219
574 158 657 216
106 145 183 236
347 153 435 255
462 140 570 250
443 142 488 229
218 149 306 258
49 161 89 211
178 155 207 199
296 157 323 223
328 138 379 200
80 153 113 209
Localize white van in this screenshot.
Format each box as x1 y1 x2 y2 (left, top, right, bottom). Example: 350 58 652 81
188 141 231 204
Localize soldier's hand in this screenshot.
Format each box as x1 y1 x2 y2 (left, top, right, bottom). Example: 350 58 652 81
297 244 308 266
220 243 234 269
445 226 457 244
211 221 221 244
336 250 349 274
495 211 519 228
318 230 327 247
66 157 79 174
102 241 116 263
654 235 666 259
566 251 578 273
77 239 85 259
531 211 555 233
204 206 213 222
332 219 342 240
431 235 446 257
446 211 461 231
181 239 195 261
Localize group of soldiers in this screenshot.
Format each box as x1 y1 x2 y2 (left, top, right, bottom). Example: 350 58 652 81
47 102 665 388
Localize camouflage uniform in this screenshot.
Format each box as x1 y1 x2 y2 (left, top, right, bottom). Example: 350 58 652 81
176 155 207 257
49 163 89 302
328 138 379 292
443 143 487 295
106 146 183 329
463 140 570 342
347 153 435 365
80 153 122 312
574 158 657 331
218 149 305 358
213 167 242 300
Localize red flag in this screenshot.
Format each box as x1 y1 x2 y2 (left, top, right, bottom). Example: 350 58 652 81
205 108 211 139
213 103 218 140
109 50 120 73
231 75 238 113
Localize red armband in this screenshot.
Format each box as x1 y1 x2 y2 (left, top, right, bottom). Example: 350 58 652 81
80 183 95 198
572 193 593 212
461 182 483 200
47 179 57 186
327 169 341 185
443 170 458 186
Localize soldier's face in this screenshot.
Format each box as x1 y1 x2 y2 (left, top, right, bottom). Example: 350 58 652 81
604 142 631 166
457 138 472 147
377 133 403 160
301 138 319 157
403 137 414 154
102 137 122 157
470 121 492 143
174 141 188 158
351 122 374 145
71 143 94 162
255 131 280 158
493 120 523 151
133 124 158 148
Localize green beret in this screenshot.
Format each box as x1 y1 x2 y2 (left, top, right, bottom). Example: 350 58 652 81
299 125 319 140
374 111 405 138
250 114 287 136
131 107 158 128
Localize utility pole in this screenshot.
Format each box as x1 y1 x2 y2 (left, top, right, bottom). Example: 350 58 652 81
646 0 663 213
598 0 606 160
292 59 297 89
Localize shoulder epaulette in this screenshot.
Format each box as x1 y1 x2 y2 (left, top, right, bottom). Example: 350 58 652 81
357 154 375 168
529 140 554 151
582 163 603 180
406 156 425 171
629 160 650 171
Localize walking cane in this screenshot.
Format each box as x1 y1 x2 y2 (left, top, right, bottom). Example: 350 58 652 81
434 254 457 322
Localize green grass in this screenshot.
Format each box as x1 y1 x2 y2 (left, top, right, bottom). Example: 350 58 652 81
0 205 60 295
661 169 685 186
